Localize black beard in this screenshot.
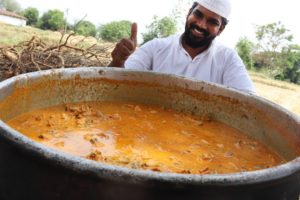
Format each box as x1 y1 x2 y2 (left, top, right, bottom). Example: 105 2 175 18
182 23 216 48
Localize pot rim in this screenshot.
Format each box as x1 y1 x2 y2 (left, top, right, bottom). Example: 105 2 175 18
0 67 299 186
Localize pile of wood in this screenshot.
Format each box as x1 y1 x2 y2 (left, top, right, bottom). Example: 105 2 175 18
0 33 113 81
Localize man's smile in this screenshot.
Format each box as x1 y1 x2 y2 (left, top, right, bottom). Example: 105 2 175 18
189 24 209 39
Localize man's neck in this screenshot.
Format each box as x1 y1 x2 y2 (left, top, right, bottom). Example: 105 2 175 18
181 40 211 59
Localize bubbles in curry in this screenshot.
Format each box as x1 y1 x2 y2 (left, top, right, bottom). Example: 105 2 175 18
7 101 285 174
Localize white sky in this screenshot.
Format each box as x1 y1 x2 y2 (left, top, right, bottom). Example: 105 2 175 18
18 0 300 48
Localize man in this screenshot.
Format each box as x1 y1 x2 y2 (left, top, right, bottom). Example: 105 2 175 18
108 0 255 94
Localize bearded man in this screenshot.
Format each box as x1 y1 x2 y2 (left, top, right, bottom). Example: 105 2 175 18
108 0 255 94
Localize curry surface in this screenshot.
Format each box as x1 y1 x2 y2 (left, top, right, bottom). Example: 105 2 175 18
7 101 285 174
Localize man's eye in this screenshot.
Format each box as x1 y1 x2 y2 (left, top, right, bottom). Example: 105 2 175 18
209 20 220 26
193 10 203 18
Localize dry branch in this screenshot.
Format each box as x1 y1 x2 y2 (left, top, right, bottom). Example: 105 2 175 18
0 34 112 81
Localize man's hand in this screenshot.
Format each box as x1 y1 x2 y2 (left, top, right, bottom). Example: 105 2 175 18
108 23 137 67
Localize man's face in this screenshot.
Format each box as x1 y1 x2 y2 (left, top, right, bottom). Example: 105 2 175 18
183 5 224 48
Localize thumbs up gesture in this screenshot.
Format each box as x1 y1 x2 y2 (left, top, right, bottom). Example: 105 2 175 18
109 23 138 67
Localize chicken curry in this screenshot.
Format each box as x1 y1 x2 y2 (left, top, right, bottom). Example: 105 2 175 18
7 101 285 174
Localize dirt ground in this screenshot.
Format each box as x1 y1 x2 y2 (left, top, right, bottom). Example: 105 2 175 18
254 81 300 117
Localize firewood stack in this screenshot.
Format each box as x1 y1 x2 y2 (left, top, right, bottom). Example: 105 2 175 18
0 34 113 81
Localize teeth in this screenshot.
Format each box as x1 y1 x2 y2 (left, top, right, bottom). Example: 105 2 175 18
195 29 201 33
193 28 203 34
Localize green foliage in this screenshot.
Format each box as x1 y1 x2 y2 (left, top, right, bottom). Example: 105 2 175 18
74 20 96 37
142 16 177 44
254 21 293 72
280 46 300 84
21 7 39 26
283 64 300 84
38 9 65 31
169 0 191 31
253 22 296 78
98 20 131 42
233 21 300 85
0 0 21 13
255 21 293 52
235 37 255 69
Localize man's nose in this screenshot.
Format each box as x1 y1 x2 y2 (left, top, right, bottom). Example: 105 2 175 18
195 18 208 30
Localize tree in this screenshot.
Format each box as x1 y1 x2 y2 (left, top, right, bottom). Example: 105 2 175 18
254 21 294 77
39 9 65 31
252 22 300 84
98 20 131 42
280 45 300 84
255 21 293 53
0 0 21 13
21 7 39 26
74 20 96 37
142 16 177 44
170 0 193 33
283 62 300 84
235 37 255 69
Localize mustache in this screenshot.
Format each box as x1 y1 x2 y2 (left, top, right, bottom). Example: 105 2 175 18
189 24 209 37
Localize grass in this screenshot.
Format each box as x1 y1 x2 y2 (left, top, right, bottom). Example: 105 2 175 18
0 22 299 116
249 71 298 91
0 22 62 46
0 22 112 48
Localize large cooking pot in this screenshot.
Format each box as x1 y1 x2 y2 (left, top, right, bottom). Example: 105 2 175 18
0 67 299 200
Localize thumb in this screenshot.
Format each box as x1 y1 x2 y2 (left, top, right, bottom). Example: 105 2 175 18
130 22 138 45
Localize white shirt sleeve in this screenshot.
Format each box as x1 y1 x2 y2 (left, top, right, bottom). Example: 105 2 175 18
222 49 256 94
124 40 155 71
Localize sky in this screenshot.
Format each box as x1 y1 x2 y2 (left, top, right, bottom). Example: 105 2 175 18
18 0 300 48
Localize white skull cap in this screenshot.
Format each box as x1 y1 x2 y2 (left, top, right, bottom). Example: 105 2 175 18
197 0 231 19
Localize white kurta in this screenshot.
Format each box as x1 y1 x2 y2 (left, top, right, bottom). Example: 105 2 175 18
125 34 255 93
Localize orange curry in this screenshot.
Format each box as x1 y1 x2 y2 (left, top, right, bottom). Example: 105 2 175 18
7 101 285 174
